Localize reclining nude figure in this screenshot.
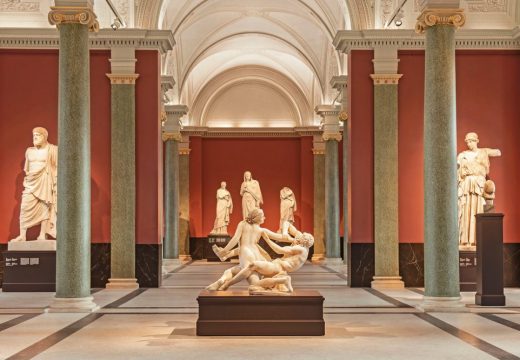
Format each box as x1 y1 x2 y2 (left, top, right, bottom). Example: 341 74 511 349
206 208 291 291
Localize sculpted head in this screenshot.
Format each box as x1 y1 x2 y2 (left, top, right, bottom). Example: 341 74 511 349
465 132 479 151
294 232 314 248
220 181 227 189
244 171 252 181
32 127 49 147
246 208 264 225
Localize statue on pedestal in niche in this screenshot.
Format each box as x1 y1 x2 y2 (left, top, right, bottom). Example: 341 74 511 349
457 132 501 248
240 170 262 220
210 181 233 235
279 187 296 232
207 208 313 295
11 127 58 242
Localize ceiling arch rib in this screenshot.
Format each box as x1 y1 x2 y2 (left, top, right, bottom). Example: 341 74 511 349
178 32 325 97
191 66 314 128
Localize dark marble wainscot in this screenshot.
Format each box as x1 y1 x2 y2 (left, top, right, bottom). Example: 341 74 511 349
136 244 162 288
0 243 6 287
189 238 205 260
91 243 110 288
504 243 520 287
399 243 424 287
348 243 374 287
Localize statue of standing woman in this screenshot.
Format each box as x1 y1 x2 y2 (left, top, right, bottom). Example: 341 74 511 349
210 181 233 235
457 132 501 248
279 187 296 232
11 127 58 242
240 171 262 220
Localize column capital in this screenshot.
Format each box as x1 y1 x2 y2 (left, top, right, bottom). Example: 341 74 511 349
106 74 139 85
373 46 399 74
315 105 342 142
330 75 348 90
48 6 99 32
312 135 325 155
370 74 403 85
416 8 465 34
161 75 175 105
179 135 190 155
162 105 188 142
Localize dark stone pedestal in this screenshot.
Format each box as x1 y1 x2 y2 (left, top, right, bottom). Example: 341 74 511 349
476 213 505 306
197 290 325 336
2 251 56 291
459 250 477 291
205 235 231 262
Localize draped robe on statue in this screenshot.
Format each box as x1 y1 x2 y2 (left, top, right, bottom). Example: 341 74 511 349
457 148 492 247
240 178 262 220
211 187 233 235
20 144 58 238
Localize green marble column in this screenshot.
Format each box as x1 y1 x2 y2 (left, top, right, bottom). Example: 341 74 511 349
107 75 139 289
325 139 341 261
179 150 191 261
417 8 466 309
371 77 404 289
164 137 180 260
312 145 325 263
47 5 98 312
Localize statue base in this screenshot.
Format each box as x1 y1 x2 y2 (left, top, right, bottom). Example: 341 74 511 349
196 290 325 336
206 235 231 262
459 250 477 291
8 239 56 251
2 250 55 291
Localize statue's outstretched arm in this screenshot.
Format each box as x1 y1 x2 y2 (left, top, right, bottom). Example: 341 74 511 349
222 221 243 253
486 148 501 157
263 228 292 243
262 233 293 255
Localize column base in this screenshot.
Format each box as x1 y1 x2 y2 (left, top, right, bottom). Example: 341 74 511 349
311 253 325 264
418 296 467 312
323 257 343 265
46 296 99 313
179 255 192 262
371 276 405 289
106 278 139 289
162 258 182 275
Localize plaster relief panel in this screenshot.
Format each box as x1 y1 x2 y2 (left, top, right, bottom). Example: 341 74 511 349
466 0 506 12
0 0 39 12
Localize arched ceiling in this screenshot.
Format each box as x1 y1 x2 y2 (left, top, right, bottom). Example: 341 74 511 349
158 0 352 127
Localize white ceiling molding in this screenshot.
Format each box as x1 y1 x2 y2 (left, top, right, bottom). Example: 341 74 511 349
190 65 313 128
181 126 322 138
334 28 520 51
0 28 174 53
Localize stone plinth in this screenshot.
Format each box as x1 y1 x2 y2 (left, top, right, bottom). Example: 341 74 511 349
197 290 325 336
206 235 231 262
2 250 56 291
459 250 476 291
8 240 56 251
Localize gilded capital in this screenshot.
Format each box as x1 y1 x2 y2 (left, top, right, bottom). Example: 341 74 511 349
107 74 140 85
179 148 191 155
162 132 182 142
48 6 99 32
322 132 342 142
370 74 403 85
416 8 465 34
312 148 325 155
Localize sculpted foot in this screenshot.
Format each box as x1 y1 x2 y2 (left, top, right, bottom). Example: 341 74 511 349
11 235 26 242
212 245 227 262
206 279 223 291
37 235 46 241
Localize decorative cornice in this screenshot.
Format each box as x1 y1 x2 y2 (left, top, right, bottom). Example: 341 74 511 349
334 29 520 52
179 148 191 155
416 8 466 34
370 74 403 85
48 6 99 33
106 74 139 84
0 28 174 53
180 126 322 138
330 75 348 90
162 132 182 142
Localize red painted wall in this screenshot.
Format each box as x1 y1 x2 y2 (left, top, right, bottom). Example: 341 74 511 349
189 137 314 237
349 50 375 243
0 49 160 244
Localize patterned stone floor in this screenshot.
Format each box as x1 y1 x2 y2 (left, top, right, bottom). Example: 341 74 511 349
0 261 519 359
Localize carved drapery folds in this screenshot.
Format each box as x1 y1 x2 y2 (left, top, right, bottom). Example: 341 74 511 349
416 8 466 33
48 6 99 32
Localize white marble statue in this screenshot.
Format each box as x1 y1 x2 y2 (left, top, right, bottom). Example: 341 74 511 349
279 187 297 232
457 132 501 248
240 170 263 220
11 127 58 243
210 181 233 235
207 209 313 295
